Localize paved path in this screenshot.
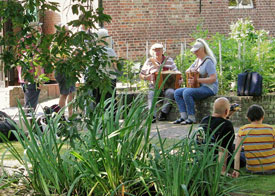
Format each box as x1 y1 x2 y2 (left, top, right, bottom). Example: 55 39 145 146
1 98 199 139
1 98 61 120
1 98 239 139
150 121 198 139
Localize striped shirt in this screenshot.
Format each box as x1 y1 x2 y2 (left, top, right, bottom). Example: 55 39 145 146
238 124 275 173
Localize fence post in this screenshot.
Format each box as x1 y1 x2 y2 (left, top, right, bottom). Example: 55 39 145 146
180 42 184 65
184 39 187 51
146 41 148 60
219 40 222 88
126 41 128 60
238 41 241 70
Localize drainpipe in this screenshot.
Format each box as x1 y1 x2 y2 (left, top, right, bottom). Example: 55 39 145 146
99 0 103 28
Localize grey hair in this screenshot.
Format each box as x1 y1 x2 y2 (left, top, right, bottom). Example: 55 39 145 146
197 38 217 65
149 43 164 57
96 28 109 39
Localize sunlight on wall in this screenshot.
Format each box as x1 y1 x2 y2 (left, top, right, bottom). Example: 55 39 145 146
50 0 99 32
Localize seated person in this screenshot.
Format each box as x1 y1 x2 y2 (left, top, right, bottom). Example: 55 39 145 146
199 97 235 175
174 38 218 125
232 104 275 178
140 43 179 123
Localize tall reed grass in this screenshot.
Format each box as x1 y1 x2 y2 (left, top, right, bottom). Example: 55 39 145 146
0 76 240 195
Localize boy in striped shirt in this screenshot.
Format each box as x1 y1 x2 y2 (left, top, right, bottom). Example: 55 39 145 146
232 104 275 177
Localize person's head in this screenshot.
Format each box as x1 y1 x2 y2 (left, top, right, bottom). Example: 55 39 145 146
29 22 43 33
150 43 164 58
246 104 265 122
213 97 230 118
96 28 109 40
190 38 216 64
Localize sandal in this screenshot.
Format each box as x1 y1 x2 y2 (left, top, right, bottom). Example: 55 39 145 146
181 119 194 125
173 118 185 124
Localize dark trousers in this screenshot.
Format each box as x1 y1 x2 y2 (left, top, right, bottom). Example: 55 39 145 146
93 79 116 105
21 83 40 110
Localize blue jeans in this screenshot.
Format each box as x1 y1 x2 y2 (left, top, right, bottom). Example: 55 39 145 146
174 86 214 116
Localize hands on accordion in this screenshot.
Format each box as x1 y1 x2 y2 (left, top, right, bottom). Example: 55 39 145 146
185 70 200 88
154 71 182 90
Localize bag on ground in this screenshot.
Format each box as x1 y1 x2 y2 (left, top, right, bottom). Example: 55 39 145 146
0 111 17 142
237 71 262 96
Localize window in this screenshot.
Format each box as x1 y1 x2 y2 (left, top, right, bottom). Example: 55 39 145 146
229 0 254 9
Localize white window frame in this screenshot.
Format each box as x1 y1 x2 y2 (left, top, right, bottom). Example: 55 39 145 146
229 0 254 9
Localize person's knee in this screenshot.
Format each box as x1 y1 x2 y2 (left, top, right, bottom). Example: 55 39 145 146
60 94 68 99
182 88 193 98
165 89 175 99
174 89 182 98
148 91 154 99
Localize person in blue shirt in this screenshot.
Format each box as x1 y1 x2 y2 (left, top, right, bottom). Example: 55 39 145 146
174 38 218 125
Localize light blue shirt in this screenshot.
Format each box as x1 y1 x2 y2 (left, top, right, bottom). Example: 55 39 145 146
189 56 218 94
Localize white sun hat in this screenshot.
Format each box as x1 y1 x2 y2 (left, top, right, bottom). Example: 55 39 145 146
150 43 164 56
96 28 109 39
190 41 204 52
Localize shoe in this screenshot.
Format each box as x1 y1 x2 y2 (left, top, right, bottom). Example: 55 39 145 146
152 116 156 123
158 112 167 121
173 118 185 124
181 119 194 125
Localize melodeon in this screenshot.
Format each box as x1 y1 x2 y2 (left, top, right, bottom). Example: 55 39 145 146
186 70 200 88
154 71 182 90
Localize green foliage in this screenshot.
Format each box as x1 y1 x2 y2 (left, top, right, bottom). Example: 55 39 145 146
0 89 240 195
148 125 238 196
175 20 275 94
233 171 275 195
118 60 141 89
0 0 123 112
174 50 196 87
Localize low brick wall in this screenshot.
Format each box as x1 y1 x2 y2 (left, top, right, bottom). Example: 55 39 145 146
118 92 275 126
168 95 275 126
0 84 60 108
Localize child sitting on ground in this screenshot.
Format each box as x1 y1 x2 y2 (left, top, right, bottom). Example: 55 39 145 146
232 104 275 178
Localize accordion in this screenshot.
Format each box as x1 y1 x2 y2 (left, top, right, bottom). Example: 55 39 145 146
186 70 200 88
154 71 182 90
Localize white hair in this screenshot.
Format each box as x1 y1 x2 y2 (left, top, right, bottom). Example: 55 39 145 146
149 43 164 57
197 38 217 65
96 28 109 39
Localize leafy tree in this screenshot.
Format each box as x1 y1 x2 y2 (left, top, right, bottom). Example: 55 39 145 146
0 0 123 114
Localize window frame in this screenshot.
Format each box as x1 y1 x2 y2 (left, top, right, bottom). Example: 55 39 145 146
228 0 254 9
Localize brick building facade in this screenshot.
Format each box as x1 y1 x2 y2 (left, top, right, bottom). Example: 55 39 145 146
103 0 275 60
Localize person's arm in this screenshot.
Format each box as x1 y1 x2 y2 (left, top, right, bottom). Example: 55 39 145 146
232 135 242 178
139 72 154 81
140 59 155 81
218 147 228 175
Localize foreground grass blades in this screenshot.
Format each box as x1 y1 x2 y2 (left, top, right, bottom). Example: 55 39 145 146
1 92 240 195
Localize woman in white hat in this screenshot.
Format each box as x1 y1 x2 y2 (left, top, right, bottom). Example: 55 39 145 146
173 38 218 125
140 43 178 123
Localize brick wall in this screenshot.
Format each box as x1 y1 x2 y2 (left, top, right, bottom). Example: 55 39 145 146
41 10 61 35
118 92 275 126
103 0 275 60
0 84 60 109
168 95 275 126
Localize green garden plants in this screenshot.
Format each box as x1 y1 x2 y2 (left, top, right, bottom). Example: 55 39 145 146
0 92 240 195
176 19 275 94
0 1 269 195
